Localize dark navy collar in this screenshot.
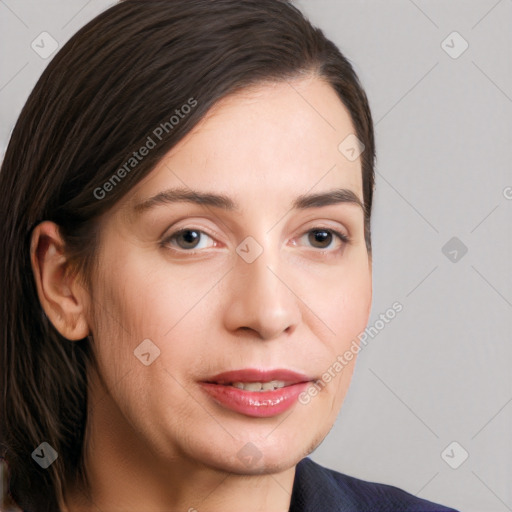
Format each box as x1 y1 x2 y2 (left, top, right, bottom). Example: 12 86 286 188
289 456 353 512
288 457 459 512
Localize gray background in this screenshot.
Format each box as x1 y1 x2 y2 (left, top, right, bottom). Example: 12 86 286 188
1 1 511 511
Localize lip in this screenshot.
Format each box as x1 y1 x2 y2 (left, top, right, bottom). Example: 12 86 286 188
199 368 315 418
202 368 313 386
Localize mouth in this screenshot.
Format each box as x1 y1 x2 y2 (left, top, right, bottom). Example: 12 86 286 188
199 368 315 417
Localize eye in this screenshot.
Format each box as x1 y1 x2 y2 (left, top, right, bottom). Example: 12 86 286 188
161 226 350 255
298 227 350 251
162 228 216 251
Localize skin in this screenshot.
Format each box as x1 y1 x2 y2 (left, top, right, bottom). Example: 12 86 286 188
31 76 372 512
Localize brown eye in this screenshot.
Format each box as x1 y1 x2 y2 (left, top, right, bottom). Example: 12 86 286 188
175 229 201 249
163 229 215 251
308 229 333 249
298 228 350 252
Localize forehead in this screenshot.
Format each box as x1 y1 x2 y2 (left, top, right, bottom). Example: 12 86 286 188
123 77 364 215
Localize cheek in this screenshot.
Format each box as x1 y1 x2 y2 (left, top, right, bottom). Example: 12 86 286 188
88 247 213 384
333 278 371 343
306 274 370 422
92 249 186 338
305 256 371 348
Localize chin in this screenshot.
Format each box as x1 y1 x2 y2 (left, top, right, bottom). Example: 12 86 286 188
187 422 328 476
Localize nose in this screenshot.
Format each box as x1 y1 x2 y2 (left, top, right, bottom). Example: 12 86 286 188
222 242 301 341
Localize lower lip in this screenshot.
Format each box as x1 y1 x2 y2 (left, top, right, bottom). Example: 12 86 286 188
199 382 311 418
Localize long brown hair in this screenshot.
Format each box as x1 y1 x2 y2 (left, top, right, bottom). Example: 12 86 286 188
0 1 375 509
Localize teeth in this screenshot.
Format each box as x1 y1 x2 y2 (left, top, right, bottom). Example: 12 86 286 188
231 380 286 391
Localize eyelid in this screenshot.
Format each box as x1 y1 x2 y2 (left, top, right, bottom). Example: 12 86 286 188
298 221 351 242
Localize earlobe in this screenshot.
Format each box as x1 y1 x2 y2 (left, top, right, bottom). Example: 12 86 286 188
30 221 90 341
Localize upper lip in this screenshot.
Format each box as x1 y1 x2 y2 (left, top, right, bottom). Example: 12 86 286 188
202 368 314 385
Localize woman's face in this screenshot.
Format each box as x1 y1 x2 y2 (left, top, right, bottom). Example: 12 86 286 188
85 76 372 476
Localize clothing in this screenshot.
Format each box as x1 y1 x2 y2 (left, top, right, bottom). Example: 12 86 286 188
288 457 459 512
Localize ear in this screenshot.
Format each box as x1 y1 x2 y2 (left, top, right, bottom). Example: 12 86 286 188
30 221 90 340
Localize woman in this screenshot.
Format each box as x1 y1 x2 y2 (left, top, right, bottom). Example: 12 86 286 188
0 1 459 511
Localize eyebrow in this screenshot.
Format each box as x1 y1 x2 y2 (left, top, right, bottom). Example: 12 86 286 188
132 187 364 214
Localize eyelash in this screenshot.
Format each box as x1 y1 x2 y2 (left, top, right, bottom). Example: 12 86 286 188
161 226 351 255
